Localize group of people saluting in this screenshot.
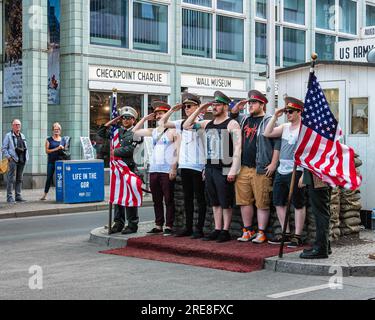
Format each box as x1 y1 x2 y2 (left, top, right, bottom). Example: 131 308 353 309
102 88 332 260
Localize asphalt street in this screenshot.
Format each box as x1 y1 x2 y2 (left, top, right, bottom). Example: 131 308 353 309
0 210 374 300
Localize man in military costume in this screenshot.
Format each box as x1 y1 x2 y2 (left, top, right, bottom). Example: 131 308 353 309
97 106 141 234
299 170 332 259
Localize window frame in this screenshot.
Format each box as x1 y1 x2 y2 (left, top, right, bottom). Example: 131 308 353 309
181 0 246 62
349 96 370 137
314 0 359 37
89 0 172 55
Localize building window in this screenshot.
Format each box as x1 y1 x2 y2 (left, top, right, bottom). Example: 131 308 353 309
183 0 212 7
216 15 244 61
255 22 267 64
315 33 335 60
323 89 340 121
283 27 305 66
367 4 375 27
316 0 335 31
217 0 243 13
284 0 305 25
350 98 368 135
339 0 357 35
182 9 212 58
90 0 129 48
256 0 267 19
133 1 168 53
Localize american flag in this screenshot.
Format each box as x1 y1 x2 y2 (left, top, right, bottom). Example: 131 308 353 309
294 73 362 191
109 92 142 207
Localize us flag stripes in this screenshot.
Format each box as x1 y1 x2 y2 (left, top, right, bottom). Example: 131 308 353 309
109 91 142 207
294 73 362 191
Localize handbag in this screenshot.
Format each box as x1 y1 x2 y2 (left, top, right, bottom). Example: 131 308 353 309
58 136 71 160
0 158 8 174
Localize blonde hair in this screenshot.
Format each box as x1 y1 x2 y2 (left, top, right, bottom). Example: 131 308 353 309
52 122 62 131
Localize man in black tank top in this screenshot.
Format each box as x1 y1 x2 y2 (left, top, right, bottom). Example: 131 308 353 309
184 91 242 243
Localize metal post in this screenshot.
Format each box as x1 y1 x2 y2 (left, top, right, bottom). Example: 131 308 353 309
266 0 276 114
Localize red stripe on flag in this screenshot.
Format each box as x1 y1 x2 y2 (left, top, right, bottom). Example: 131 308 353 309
304 134 322 165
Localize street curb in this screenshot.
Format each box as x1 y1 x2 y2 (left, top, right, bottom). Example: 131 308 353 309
90 227 375 277
89 224 154 247
264 257 375 277
0 201 153 220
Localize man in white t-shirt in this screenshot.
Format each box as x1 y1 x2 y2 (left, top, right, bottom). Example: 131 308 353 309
159 93 207 239
263 96 307 248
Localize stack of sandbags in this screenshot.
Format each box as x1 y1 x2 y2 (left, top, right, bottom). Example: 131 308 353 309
339 188 362 236
337 154 362 236
330 188 341 240
173 174 186 230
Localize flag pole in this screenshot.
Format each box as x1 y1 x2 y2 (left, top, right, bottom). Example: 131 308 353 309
108 88 117 235
278 53 318 258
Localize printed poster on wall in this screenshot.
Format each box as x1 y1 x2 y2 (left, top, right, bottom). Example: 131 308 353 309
48 0 61 105
4 0 23 107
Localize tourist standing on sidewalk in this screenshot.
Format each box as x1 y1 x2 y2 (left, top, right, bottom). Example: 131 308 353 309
158 93 207 239
133 101 180 236
263 97 307 248
2 119 29 203
230 90 281 244
98 106 141 235
40 122 68 201
183 91 242 243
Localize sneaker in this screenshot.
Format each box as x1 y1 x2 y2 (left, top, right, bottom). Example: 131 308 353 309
252 231 267 244
147 227 163 234
268 234 292 245
163 228 173 236
216 230 231 243
15 198 26 202
237 228 256 242
202 230 221 241
287 236 303 248
175 229 193 237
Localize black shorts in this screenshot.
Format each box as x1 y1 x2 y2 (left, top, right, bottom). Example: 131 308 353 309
273 171 306 209
205 167 235 209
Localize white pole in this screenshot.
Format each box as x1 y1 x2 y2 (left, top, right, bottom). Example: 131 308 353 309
266 0 276 114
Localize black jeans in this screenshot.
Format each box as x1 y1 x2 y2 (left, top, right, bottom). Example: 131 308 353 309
307 186 331 254
44 163 55 194
114 205 139 230
181 169 207 232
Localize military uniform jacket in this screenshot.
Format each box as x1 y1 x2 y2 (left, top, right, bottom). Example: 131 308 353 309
302 169 329 189
97 125 139 171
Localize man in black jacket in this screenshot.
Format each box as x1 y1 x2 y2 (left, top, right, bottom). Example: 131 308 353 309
97 106 141 234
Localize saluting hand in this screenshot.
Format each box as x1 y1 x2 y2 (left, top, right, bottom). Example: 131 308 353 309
144 113 155 121
274 108 286 119
231 100 248 114
172 104 183 112
105 115 122 127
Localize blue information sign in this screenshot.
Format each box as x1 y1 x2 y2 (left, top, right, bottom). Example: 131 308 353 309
55 160 104 203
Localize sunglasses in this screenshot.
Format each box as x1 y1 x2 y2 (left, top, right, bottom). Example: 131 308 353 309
184 105 195 110
122 116 134 120
284 109 297 115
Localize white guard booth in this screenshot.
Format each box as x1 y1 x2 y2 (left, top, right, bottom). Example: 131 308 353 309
274 60 375 211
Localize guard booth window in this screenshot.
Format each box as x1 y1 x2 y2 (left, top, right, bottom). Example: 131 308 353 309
350 98 368 135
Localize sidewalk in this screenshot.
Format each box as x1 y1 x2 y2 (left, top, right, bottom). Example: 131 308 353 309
0 186 153 219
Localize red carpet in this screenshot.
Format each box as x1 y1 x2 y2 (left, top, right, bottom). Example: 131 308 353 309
100 235 302 273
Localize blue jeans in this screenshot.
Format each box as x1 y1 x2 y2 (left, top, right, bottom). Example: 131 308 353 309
7 160 25 201
44 163 55 194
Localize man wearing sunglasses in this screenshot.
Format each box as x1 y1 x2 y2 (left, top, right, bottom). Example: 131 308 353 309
97 106 141 235
230 90 281 244
158 93 208 239
264 96 307 248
